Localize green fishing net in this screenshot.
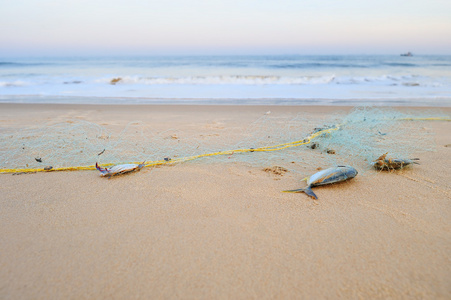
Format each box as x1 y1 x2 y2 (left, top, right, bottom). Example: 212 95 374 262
0 107 447 174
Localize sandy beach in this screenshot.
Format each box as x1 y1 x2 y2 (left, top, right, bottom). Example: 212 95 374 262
1 103 450 299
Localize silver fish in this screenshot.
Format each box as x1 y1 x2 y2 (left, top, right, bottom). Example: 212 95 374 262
283 165 358 199
95 162 145 177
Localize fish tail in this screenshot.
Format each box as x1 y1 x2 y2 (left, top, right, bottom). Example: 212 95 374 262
304 187 318 199
282 188 306 193
282 186 318 200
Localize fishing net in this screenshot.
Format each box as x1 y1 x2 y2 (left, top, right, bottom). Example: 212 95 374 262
307 107 442 172
0 107 448 174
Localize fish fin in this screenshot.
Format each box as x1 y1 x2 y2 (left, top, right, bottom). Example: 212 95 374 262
96 162 110 175
375 152 388 162
304 187 318 199
282 188 305 193
95 162 104 172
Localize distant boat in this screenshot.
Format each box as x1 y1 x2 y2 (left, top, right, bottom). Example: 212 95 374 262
400 52 413 57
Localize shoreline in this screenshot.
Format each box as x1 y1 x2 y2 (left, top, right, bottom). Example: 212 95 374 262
1 95 451 107
1 102 451 110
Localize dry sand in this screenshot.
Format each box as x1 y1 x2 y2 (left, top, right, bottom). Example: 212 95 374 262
1 104 450 299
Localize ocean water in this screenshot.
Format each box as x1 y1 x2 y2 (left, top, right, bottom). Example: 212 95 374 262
1 55 450 106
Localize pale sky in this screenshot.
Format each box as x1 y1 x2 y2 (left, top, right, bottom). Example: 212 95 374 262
1 0 450 56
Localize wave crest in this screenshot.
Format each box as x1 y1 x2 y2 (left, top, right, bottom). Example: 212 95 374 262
101 75 337 85
0 80 28 87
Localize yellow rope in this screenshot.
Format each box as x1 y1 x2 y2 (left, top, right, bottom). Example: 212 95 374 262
1 116 450 174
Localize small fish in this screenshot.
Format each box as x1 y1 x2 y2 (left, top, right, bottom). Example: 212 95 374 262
95 162 145 177
283 166 358 199
372 152 419 170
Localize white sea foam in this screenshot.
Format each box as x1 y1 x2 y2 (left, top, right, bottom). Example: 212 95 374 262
89 74 451 88
2 74 443 88
97 75 337 85
0 80 29 87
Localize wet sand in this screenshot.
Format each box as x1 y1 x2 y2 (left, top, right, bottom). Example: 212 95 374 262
1 104 450 299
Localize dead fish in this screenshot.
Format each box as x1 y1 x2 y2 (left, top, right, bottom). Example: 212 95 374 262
95 162 145 177
283 165 358 199
372 152 420 170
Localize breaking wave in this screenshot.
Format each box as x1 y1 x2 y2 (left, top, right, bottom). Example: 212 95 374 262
100 75 337 85
98 74 447 87
0 80 28 87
